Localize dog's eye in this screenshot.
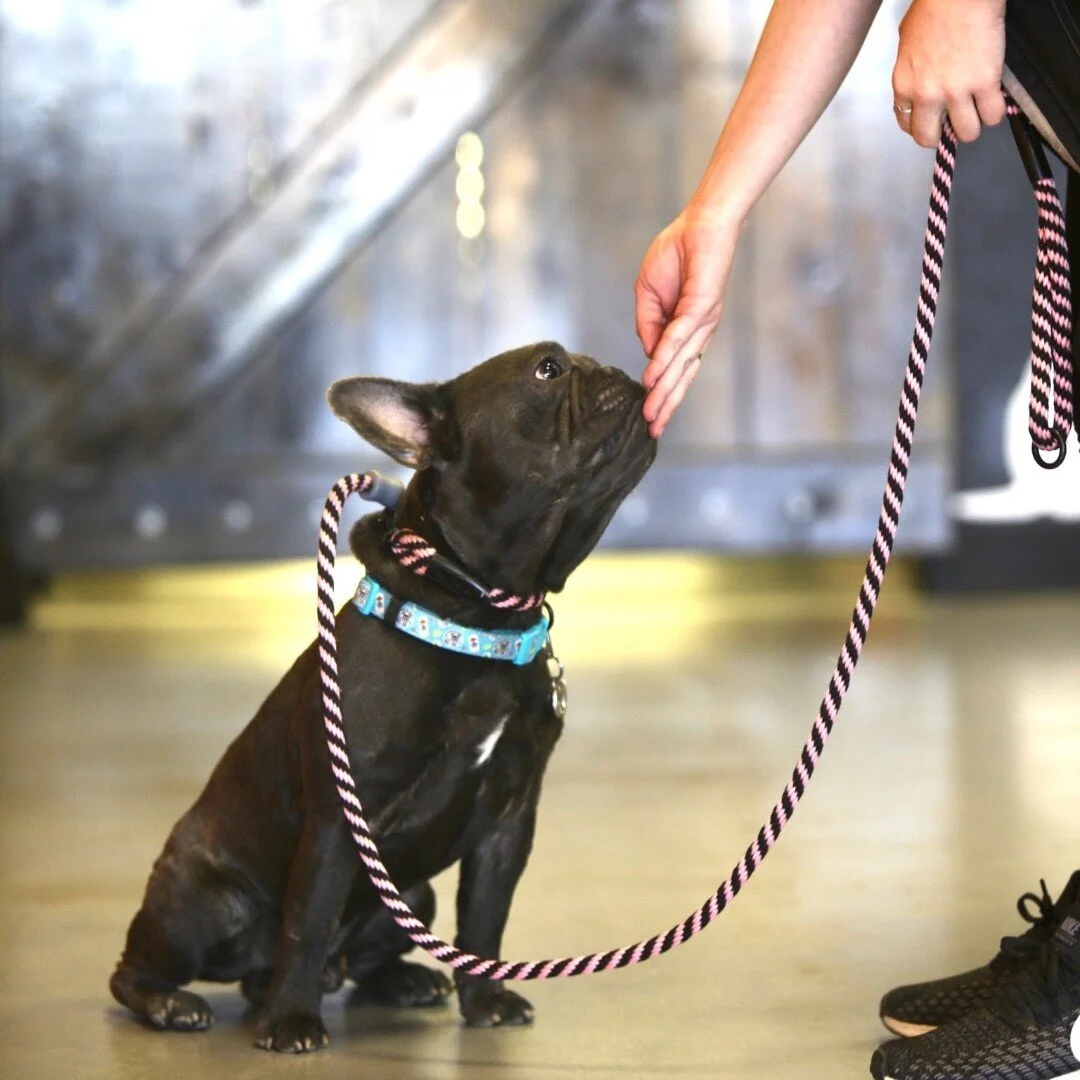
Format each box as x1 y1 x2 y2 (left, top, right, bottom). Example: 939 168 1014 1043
534 356 564 381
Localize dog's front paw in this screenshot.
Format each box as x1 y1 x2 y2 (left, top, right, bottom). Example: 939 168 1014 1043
253 1011 330 1053
352 959 452 1008
458 982 534 1028
145 989 214 1031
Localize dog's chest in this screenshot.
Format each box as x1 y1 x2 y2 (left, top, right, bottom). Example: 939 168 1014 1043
333 611 561 879
444 673 531 767
348 659 552 796
474 712 510 765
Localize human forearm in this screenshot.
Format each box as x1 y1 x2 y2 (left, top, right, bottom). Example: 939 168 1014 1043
686 0 884 229
635 0 883 436
635 0 1011 438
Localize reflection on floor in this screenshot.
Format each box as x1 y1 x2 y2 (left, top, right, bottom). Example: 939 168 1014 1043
1 554 1078 1080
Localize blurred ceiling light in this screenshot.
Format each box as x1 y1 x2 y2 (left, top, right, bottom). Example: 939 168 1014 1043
454 130 486 241
455 201 485 240
455 131 484 169
455 168 485 202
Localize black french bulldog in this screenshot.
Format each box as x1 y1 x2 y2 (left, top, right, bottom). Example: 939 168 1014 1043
109 341 655 1052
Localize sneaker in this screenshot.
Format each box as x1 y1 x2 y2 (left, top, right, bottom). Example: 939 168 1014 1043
870 904 1080 1080
880 872 1080 1037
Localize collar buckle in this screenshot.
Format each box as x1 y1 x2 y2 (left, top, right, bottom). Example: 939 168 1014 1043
513 613 551 666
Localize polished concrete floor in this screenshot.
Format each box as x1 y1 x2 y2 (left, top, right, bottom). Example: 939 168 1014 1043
1 554 1078 1080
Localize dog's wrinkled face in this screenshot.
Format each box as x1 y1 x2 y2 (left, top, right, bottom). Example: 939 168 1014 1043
328 341 656 592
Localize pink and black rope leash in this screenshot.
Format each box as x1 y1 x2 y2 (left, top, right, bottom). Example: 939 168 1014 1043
315 107 1072 981
1007 101 1075 466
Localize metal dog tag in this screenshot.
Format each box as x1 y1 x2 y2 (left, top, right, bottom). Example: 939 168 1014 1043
547 652 567 719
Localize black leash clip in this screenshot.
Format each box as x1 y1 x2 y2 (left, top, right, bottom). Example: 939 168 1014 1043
1008 106 1054 187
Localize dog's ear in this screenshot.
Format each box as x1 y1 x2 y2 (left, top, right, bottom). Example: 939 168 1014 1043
327 377 452 469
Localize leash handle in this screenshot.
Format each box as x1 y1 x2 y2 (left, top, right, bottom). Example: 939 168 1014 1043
317 101 1072 980
1008 102 1075 468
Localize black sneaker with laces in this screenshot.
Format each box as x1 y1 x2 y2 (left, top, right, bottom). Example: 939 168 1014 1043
870 903 1080 1080
880 872 1080 1037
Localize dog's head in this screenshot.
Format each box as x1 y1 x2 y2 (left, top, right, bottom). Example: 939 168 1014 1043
328 341 655 594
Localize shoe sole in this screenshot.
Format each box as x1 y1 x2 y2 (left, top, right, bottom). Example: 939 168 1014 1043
876 1070 1080 1080
880 1014 937 1038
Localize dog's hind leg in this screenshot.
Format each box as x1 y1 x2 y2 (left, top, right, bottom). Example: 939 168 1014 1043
343 882 452 1007
110 867 221 1031
110 938 213 1033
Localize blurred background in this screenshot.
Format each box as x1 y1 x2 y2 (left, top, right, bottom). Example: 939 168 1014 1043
0 0 962 593
1 5 1079 1079
1 0 1074 603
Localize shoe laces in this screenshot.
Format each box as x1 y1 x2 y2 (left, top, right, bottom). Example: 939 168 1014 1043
993 936 1080 1030
988 880 1059 974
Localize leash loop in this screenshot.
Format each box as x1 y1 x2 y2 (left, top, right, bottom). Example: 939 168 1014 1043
316 101 1071 980
1031 425 1067 470
1008 103 1075 466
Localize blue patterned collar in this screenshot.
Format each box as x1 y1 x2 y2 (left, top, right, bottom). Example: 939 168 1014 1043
353 575 550 666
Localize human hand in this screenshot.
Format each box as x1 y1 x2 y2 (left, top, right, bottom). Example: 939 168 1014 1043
892 0 1006 147
634 210 740 438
